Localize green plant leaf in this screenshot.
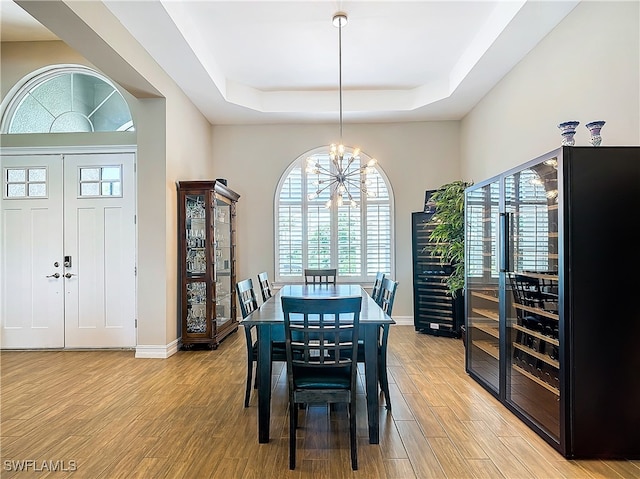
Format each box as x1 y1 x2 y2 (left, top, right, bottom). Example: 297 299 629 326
423 180 473 296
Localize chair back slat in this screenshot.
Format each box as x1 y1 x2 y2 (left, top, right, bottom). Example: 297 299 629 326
282 296 361 370
236 278 258 318
257 271 273 302
303 268 337 284
371 272 385 303
378 278 399 316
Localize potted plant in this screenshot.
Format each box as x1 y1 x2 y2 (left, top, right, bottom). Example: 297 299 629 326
426 180 473 297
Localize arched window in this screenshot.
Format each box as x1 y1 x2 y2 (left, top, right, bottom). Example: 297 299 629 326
1 65 134 134
275 146 394 283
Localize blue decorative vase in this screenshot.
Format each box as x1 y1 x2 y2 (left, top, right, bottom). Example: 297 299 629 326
557 121 580 146
585 121 606 146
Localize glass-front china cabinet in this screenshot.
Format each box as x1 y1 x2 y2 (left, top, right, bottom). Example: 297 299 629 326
465 146 640 458
177 180 240 349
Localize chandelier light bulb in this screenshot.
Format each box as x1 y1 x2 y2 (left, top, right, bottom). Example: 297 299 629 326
546 189 559 199
531 177 543 186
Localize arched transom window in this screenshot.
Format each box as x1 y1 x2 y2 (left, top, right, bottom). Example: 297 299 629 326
1 65 134 134
275 146 394 283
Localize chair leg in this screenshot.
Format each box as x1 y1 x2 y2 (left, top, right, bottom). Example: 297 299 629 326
379 325 392 411
289 400 297 470
378 354 391 411
244 358 253 408
349 400 358 470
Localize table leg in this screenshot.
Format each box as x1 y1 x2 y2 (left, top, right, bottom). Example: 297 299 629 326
363 324 380 444
257 324 272 443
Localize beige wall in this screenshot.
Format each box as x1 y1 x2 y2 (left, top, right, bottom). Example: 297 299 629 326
461 1 640 182
1 4 214 353
211 121 461 318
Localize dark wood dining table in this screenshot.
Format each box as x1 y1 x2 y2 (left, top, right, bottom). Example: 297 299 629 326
240 283 395 444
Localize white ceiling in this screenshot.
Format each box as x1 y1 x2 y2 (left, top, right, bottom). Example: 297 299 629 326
1 0 579 125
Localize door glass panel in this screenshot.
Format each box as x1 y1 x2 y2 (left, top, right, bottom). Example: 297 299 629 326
28 184 46 197
79 166 122 197
101 182 121 196
7 168 26 182
28 169 46 181
102 167 120 180
465 180 500 393
7 184 26 197
80 183 99 196
4 167 47 198
80 168 100 181
504 156 560 440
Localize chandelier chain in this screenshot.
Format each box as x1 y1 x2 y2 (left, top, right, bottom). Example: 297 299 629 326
338 18 343 141
305 12 377 209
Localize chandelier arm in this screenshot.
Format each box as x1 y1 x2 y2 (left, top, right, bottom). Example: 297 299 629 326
345 188 355 201
343 169 363 178
344 156 356 170
343 179 364 191
317 182 336 194
313 164 333 175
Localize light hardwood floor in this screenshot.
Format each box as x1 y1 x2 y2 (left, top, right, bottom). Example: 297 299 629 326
1 325 639 478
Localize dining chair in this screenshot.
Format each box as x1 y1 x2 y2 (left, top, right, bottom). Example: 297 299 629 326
378 277 399 314
236 278 286 407
358 277 398 410
303 268 337 284
371 272 385 303
257 271 273 302
281 295 362 470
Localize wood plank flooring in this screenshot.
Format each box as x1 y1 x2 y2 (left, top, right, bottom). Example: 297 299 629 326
1 326 639 478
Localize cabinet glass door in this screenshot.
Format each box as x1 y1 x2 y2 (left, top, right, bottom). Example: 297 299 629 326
465 180 500 393
504 156 560 440
184 194 209 335
213 193 232 329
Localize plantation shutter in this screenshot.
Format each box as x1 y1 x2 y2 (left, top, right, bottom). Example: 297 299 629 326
276 148 393 283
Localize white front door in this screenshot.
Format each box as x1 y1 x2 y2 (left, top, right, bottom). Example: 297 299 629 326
1 150 136 349
63 153 136 348
1 154 65 348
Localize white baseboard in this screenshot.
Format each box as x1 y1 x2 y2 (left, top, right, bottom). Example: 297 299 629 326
135 339 180 358
390 316 413 326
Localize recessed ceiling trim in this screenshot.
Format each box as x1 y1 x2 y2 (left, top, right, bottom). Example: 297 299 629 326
16 0 577 124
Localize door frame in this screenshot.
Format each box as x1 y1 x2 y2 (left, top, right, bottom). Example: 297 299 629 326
0 144 138 349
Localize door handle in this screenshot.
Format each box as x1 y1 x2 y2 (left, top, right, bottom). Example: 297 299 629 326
46 273 61 278
64 273 77 278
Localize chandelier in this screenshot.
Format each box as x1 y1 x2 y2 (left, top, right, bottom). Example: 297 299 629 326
306 12 377 209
